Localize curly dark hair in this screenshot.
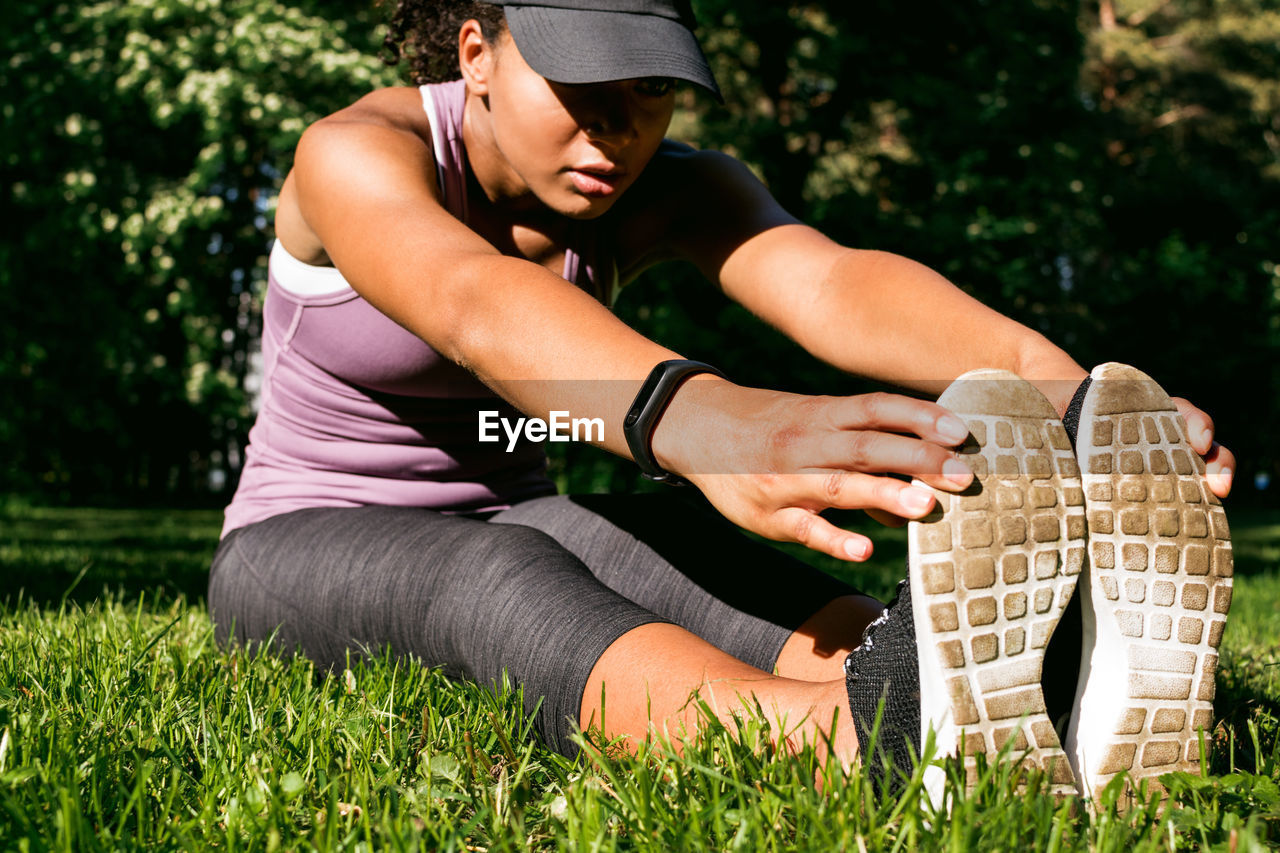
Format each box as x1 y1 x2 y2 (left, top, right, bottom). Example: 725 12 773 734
382 0 507 85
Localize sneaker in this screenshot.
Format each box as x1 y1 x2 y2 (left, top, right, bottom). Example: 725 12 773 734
843 576 920 794
846 369 1085 802
1064 363 1233 801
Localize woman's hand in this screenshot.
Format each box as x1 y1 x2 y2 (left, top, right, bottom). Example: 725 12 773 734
1173 397 1234 498
651 384 976 562
858 396 1236 525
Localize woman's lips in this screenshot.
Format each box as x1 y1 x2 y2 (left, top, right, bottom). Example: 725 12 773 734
568 168 623 197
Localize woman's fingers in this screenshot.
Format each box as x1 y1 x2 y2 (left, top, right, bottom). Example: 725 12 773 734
771 507 875 562
1172 397 1233 498
767 472 938 559
824 392 970 446
697 390 991 561
766 468 937 520
764 393 977 493
1173 397 1215 455
865 507 908 528
1203 441 1235 498
733 471 937 562
807 430 974 492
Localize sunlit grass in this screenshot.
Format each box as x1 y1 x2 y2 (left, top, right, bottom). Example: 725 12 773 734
0 504 1277 849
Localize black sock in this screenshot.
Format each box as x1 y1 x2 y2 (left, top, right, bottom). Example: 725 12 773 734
844 575 921 792
1042 375 1091 736
1060 376 1092 447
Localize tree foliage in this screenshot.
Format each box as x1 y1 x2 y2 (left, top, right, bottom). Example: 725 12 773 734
1 0 395 500
3 0 1277 501
616 0 1279 494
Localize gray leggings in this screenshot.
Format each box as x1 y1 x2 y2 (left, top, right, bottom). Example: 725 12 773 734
208 493 861 756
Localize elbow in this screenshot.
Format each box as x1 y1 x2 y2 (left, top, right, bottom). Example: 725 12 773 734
425 285 484 373
418 255 516 378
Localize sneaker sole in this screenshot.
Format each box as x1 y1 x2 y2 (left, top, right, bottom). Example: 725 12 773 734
909 369 1085 801
1066 363 1232 801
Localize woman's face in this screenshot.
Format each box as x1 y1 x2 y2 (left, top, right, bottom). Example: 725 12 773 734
463 27 677 219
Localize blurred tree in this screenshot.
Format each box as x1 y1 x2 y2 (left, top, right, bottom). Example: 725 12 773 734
1075 0 1280 480
3 0 1276 501
1 0 396 501
606 0 1278 496
621 1 1099 389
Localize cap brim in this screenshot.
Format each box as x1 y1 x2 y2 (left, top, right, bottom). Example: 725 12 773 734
503 6 723 102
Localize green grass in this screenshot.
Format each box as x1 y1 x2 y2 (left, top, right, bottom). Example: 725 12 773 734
1 504 1279 850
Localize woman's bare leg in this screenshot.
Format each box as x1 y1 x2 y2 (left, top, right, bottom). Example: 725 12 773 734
773 593 885 682
579 622 858 767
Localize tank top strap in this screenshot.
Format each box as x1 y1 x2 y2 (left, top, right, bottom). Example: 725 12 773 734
419 80 469 223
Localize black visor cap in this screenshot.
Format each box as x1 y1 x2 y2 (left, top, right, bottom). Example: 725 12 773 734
490 0 722 102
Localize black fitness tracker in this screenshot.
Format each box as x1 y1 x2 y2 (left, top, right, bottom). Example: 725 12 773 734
623 359 726 485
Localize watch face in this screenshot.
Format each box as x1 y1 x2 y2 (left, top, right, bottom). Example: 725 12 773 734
626 360 724 482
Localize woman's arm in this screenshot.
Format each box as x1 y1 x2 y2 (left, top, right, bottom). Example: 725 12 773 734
647 148 1233 496
291 89 677 448
287 91 974 560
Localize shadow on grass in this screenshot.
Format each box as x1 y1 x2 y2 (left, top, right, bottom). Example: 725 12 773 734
0 506 221 607
6 502 1269 610
1230 505 1280 577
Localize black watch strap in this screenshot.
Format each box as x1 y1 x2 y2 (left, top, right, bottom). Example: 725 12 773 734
623 359 726 485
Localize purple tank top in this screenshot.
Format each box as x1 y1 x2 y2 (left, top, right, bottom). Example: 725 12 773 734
222 80 610 535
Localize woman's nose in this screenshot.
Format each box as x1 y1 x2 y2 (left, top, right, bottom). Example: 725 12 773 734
583 91 637 142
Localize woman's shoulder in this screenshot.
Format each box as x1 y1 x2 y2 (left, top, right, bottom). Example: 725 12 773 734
608 141 773 275
641 139 733 176
307 86 434 140
292 86 441 200
281 86 449 265
620 140 765 215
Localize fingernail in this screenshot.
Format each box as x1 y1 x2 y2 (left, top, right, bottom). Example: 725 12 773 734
902 486 934 512
1198 427 1213 448
938 416 969 443
845 539 870 560
944 457 974 487
1218 468 1233 491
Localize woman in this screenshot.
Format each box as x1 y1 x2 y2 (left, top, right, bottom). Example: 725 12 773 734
209 0 1234 796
